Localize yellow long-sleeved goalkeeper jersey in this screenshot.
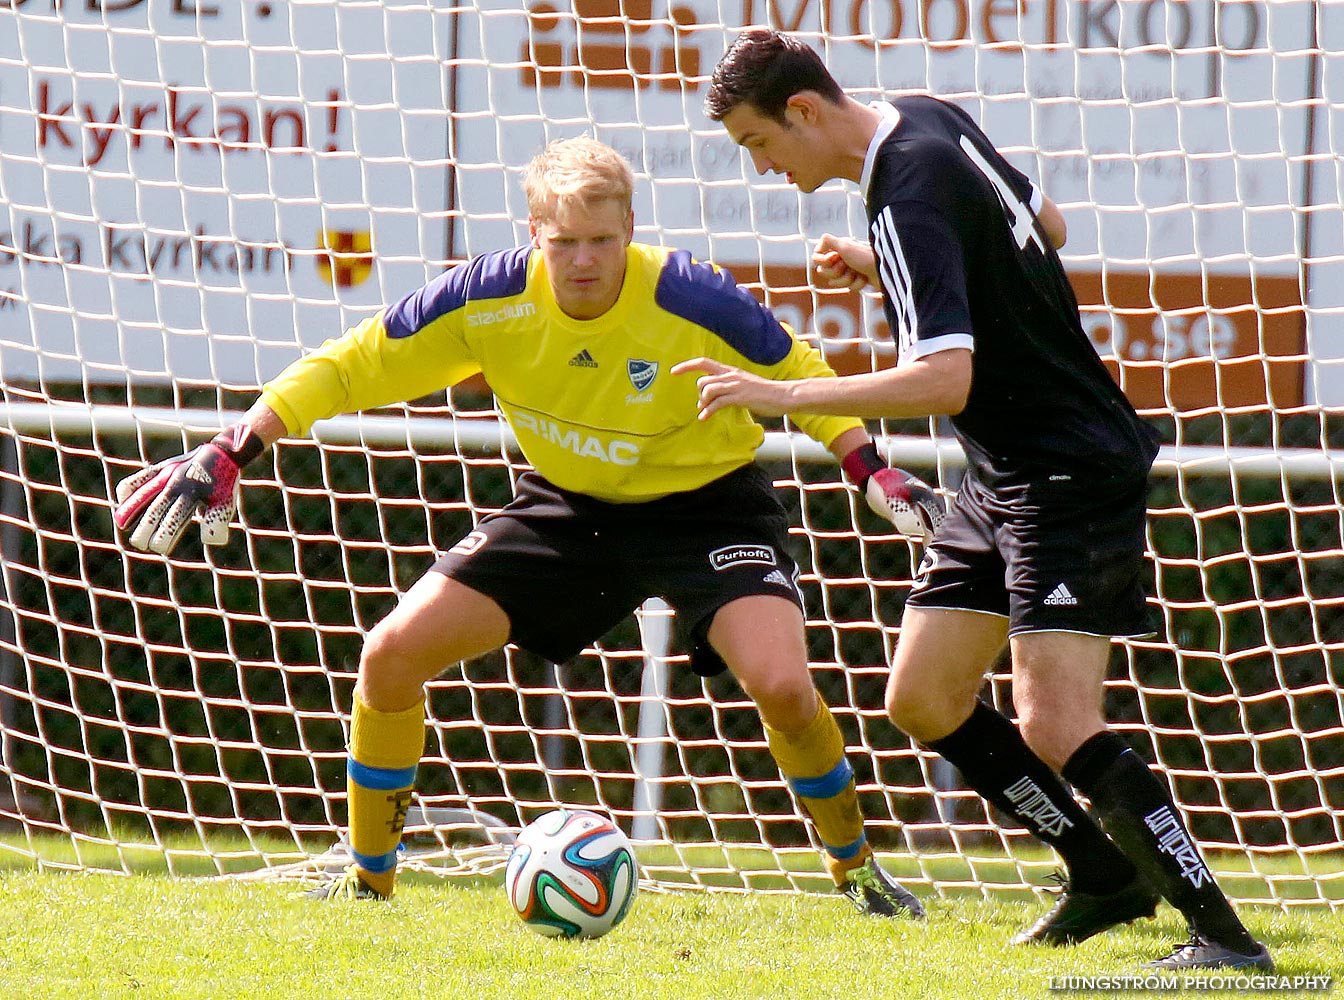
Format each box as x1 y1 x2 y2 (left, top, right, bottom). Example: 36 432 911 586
261 242 862 503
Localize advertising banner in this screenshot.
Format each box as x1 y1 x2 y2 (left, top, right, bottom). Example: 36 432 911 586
1 0 1329 409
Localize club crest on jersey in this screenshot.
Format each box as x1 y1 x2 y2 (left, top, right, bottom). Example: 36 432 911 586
627 359 658 392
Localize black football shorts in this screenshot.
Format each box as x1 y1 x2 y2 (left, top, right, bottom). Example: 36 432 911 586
432 465 803 672
905 472 1156 637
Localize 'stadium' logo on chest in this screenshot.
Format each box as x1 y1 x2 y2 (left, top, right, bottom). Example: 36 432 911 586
465 302 537 327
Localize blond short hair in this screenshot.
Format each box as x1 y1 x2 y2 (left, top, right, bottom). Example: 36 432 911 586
523 137 634 221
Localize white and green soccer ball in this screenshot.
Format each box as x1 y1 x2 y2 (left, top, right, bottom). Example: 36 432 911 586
504 809 638 939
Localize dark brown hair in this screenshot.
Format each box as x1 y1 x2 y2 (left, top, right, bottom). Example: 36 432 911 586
704 29 844 123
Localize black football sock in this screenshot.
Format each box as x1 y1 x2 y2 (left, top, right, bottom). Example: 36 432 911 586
926 700 1138 895
1063 730 1258 952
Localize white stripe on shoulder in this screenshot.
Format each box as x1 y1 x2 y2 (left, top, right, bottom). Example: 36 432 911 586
872 208 918 360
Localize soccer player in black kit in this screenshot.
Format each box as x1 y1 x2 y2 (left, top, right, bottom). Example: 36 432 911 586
676 28 1272 971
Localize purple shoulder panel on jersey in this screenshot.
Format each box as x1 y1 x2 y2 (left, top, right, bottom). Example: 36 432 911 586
383 246 532 340
653 249 792 366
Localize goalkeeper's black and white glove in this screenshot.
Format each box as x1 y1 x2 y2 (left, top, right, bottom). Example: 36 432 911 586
842 442 945 541
113 424 265 555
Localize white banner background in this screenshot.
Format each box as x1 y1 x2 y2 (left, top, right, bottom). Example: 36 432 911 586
0 1 1338 403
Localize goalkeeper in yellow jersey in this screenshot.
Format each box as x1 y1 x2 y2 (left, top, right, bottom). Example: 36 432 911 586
112 136 939 915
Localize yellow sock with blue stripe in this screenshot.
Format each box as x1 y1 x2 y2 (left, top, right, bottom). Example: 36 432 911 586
347 693 426 898
765 696 871 887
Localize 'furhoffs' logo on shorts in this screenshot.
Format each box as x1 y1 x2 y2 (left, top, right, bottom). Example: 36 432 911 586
448 530 487 557
709 544 776 571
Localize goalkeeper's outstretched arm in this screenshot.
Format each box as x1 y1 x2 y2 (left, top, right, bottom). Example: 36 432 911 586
112 283 478 556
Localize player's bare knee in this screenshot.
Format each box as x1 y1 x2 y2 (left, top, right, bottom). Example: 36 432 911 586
1016 711 1074 772
738 668 817 732
358 621 402 675
357 623 431 706
884 683 914 732
885 682 942 743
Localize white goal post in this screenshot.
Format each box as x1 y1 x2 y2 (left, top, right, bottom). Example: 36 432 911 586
2 1 1342 907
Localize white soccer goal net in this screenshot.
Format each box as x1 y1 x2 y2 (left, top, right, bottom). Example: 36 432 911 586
1 2 1341 907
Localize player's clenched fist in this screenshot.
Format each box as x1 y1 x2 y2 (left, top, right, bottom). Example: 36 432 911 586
812 234 878 292
113 424 264 555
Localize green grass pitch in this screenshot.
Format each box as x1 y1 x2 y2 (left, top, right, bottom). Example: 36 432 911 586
1 859 1339 1000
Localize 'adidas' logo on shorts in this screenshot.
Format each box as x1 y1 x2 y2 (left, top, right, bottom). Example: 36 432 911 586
1043 583 1079 606
568 349 598 368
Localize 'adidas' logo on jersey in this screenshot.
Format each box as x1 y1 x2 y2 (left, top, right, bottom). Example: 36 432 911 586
763 569 792 589
568 349 598 368
1043 583 1079 606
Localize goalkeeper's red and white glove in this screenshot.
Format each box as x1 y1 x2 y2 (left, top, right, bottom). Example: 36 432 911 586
842 442 946 541
113 424 265 555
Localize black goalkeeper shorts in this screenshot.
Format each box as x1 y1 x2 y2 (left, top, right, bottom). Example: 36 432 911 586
432 465 803 672
905 472 1156 638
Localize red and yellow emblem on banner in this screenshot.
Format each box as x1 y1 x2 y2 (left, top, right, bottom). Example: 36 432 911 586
317 230 373 288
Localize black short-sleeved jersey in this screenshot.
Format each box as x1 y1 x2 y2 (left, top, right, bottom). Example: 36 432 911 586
864 96 1159 490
